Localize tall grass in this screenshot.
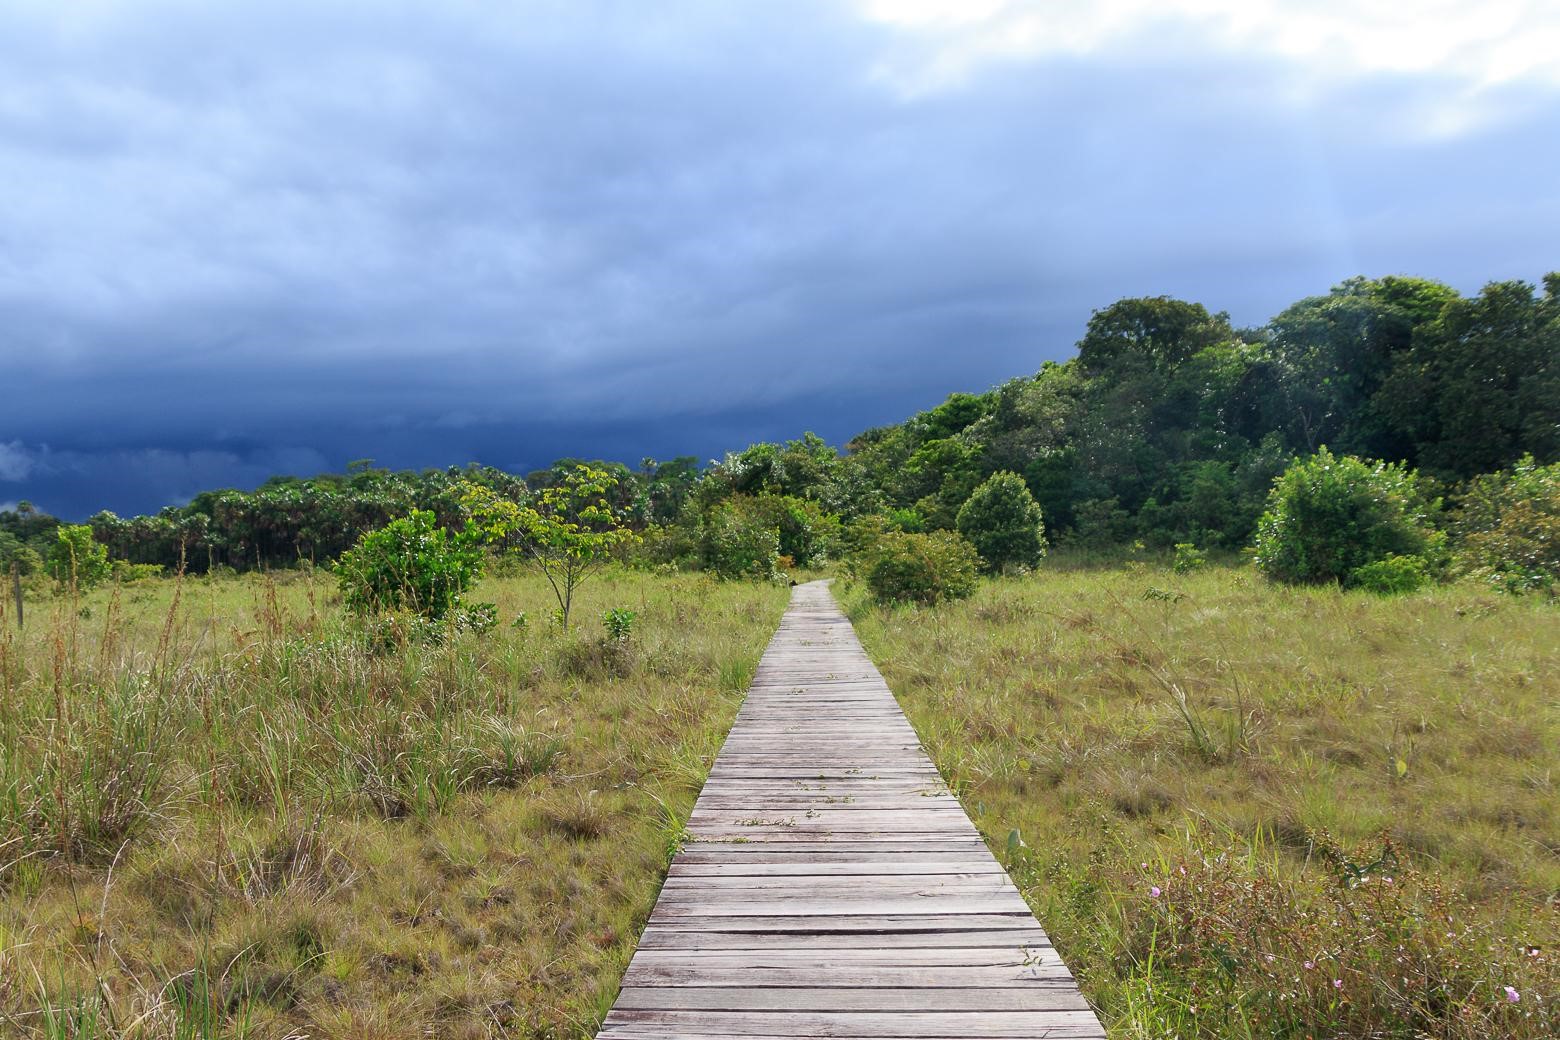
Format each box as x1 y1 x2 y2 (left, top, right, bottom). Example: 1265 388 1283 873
0 567 787 1039
847 556 1558 1039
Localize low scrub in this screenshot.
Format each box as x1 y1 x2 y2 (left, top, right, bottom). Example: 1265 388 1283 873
864 529 980 606
851 558 1557 1038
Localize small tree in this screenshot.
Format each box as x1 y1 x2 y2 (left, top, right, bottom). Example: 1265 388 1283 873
336 510 482 619
956 471 1046 572
45 524 112 591
461 464 636 629
1252 448 1441 587
699 498 781 581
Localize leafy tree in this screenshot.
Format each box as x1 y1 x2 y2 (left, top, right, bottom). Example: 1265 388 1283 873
1266 276 1457 457
461 464 636 629
638 456 701 524
1076 296 1235 376
699 497 782 581
956 471 1046 572
1252 449 1441 587
335 510 482 619
750 495 840 567
45 524 112 590
1378 276 1559 479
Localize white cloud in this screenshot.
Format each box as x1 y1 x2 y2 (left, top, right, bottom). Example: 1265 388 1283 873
0 441 37 481
857 0 1560 96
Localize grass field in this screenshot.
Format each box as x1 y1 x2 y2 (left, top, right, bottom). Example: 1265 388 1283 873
4 557 1555 1039
0 567 788 1039
845 558 1558 1039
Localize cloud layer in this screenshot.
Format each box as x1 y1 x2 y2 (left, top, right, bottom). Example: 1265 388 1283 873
2 0 1557 517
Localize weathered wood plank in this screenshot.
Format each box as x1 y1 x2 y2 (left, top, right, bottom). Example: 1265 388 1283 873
612 986 1093 1011
635 927 1057 950
624 945 1059 967
620 964 1077 987
598 1009 1106 1038
594 581 1104 1039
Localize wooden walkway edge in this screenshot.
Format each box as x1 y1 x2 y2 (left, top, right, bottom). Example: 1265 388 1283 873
596 580 1106 1039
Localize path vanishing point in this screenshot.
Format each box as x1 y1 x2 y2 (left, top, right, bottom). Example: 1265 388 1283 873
597 580 1107 1039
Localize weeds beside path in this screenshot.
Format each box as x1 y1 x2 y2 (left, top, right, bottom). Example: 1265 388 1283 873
0 567 787 1039
847 558 1558 1039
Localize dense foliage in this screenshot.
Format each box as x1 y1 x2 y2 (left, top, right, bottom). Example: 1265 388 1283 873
44 524 111 590
956 470 1046 572
5 271 1555 593
864 530 981 606
335 510 483 620
1252 449 1441 587
1452 455 1560 594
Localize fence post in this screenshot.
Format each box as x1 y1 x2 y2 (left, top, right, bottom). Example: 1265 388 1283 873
11 562 21 630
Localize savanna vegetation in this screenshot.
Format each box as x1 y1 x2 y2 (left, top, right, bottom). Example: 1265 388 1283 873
0 568 787 1037
844 559 1557 1038
0 270 1556 1037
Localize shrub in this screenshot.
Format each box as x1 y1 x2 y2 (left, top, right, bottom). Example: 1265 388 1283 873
1252 449 1441 587
602 607 636 641
1454 454 1560 594
45 524 112 590
335 510 482 620
956 471 1047 572
455 601 499 635
111 561 165 583
865 530 980 606
634 521 701 571
1171 542 1207 573
700 498 781 580
1348 554 1430 595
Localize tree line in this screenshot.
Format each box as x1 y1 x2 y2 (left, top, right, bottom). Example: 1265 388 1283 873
3 272 1555 589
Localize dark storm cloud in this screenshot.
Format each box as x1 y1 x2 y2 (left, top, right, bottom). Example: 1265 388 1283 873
2 1 1557 517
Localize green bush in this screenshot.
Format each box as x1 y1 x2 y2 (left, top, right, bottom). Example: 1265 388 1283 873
956 471 1046 572
335 510 482 620
1348 554 1430 595
1453 454 1560 594
1172 542 1207 573
602 607 636 641
45 524 112 590
111 561 165 583
1065 497 1134 551
865 530 980 606
699 498 781 580
1252 449 1441 587
455 601 499 635
757 494 841 568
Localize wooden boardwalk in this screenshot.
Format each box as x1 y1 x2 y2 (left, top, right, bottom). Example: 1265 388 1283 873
597 581 1105 1039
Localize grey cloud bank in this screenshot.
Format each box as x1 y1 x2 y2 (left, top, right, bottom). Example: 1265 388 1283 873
2 1 1556 518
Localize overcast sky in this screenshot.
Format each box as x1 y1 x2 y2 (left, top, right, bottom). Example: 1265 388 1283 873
3 0 1557 518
